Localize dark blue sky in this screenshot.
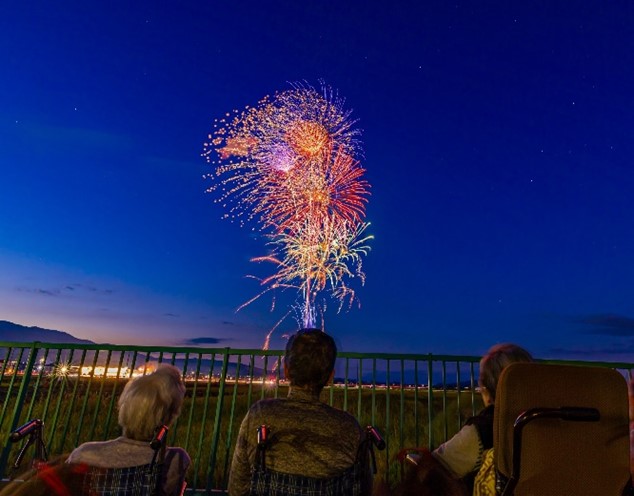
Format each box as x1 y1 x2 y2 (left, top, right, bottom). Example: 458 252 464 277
1 1 634 360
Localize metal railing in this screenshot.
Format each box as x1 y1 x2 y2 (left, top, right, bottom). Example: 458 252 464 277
0 341 632 493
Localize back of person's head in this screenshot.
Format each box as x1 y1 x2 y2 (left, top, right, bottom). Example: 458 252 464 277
479 343 533 402
118 364 185 441
284 328 337 394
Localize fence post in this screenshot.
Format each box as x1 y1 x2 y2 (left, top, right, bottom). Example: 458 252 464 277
206 348 230 492
0 342 40 478
427 353 434 450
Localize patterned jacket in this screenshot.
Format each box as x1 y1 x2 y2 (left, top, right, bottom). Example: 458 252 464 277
228 388 371 496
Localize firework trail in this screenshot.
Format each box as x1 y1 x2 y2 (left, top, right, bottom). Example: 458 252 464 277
203 82 371 337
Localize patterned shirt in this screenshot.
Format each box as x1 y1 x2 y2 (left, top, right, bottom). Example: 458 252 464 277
228 388 371 496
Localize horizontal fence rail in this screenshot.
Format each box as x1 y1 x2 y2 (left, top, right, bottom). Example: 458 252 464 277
0 341 632 493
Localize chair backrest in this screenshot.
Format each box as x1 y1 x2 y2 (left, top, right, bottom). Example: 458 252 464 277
248 425 377 496
493 362 630 496
76 462 162 496
250 463 364 496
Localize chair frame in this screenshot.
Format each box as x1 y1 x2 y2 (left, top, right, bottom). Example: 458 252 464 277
498 406 600 496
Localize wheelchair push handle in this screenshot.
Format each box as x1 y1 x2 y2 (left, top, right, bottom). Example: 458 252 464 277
559 406 600 422
366 425 386 450
10 419 43 443
257 425 268 446
150 424 169 451
10 418 48 474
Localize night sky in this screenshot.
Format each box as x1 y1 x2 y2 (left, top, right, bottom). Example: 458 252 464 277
1 1 634 360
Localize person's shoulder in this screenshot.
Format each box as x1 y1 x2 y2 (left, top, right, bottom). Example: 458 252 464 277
434 424 480 455
317 399 356 417
318 402 364 428
247 397 286 414
68 439 118 463
240 398 287 426
71 438 118 453
465 405 494 429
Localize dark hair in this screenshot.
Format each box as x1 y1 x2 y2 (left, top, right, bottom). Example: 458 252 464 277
478 343 533 401
284 328 337 394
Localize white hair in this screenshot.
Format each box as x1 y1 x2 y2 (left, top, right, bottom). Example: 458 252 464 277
118 364 185 441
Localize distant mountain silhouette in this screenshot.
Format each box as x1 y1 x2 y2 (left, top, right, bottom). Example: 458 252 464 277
0 320 94 345
0 321 265 376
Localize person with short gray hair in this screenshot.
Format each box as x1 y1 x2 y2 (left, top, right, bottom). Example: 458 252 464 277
68 364 190 495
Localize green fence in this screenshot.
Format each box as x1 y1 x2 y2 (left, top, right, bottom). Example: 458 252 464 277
0 341 632 493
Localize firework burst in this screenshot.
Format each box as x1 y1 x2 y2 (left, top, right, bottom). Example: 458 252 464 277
203 82 372 337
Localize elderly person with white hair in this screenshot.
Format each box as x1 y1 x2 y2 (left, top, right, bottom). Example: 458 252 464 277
68 364 190 495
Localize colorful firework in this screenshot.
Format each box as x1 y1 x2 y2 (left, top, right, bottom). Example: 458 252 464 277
203 82 371 336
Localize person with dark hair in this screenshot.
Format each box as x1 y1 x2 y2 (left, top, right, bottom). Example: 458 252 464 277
228 328 371 496
432 343 533 491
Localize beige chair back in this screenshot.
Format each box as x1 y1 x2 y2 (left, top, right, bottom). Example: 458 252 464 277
493 362 630 495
